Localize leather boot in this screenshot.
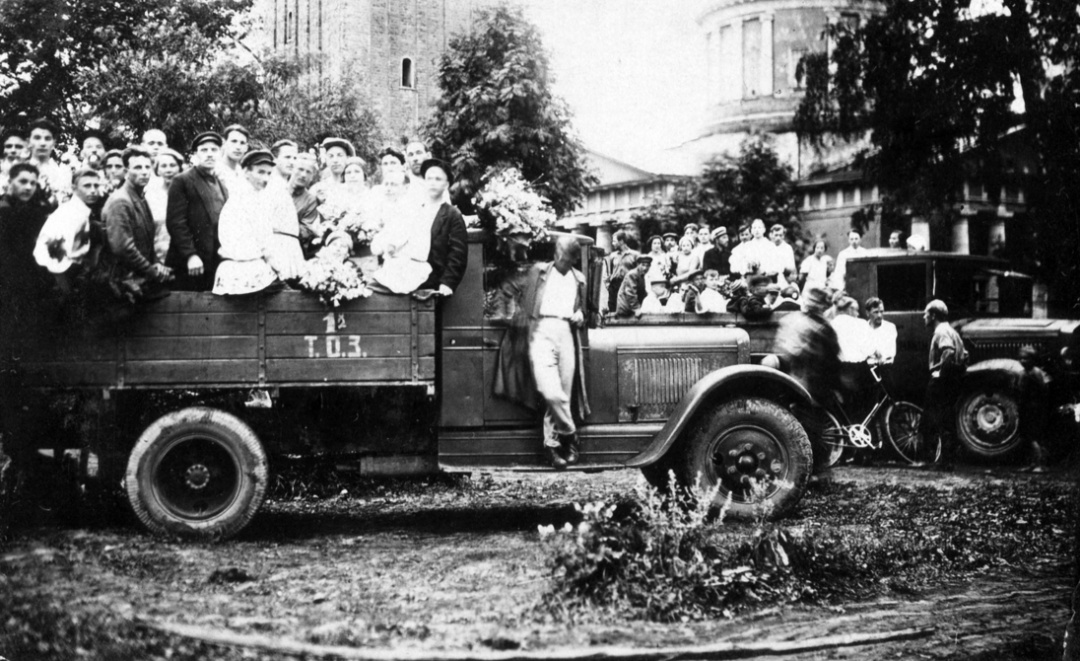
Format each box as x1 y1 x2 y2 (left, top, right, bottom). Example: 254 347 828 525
545 444 567 470
561 432 580 466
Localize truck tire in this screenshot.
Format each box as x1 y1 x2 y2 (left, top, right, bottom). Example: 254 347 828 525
126 407 268 540
679 397 812 520
956 388 1023 461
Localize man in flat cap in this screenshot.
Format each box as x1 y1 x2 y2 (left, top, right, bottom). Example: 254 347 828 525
616 253 652 318
701 226 731 277
166 131 228 290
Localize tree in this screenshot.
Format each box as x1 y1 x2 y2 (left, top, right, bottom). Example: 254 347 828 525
632 135 802 241
423 3 594 217
244 56 384 163
795 0 1080 310
0 0 251 135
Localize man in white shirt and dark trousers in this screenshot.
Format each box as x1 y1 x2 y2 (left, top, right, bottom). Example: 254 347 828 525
494 236 591 469
831 296 873 416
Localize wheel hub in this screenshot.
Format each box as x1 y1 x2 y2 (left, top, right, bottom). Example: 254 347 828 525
711 428 787 501
975 403 1004 433
185 464 210 490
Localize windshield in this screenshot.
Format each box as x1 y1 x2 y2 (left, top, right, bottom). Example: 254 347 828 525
933 262 1032 318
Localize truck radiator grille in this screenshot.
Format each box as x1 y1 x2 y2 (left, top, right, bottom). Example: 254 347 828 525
618 354 729 422
969 339 1050 362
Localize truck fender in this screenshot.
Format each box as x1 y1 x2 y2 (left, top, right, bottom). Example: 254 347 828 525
962 358 1024 390
624 365 813 468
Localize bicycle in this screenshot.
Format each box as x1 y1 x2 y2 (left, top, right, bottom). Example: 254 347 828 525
812 364 941 467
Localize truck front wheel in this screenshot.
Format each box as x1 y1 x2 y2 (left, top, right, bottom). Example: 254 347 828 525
956 388 1023 461
680 397 812 520
126 407 268 540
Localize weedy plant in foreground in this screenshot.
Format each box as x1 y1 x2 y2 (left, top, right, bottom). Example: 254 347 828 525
539 472 800 622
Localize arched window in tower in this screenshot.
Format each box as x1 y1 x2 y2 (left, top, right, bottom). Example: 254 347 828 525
401 58 415 89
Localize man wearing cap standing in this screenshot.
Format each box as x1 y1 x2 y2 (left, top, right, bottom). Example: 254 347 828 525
701 226 731 277
104 147 172 296
921 299 967 470
314 137 355 198
79 131 107 170
616 253 651 317
166 132 229 291
662 231 679 255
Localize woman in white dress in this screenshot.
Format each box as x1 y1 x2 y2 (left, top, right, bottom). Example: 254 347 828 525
369 149 433 294
213 150 302 294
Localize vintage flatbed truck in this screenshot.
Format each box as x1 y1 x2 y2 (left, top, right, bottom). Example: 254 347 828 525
1 231 821 539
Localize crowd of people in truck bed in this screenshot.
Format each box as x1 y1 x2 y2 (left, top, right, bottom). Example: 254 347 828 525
0 120 468 333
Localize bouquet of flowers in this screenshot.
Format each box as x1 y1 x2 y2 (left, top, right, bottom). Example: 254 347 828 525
474 167 556 261
310 201 381 251
297 242 373 309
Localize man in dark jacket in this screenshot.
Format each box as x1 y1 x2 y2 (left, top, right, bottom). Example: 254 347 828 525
416 158 468 296
616 254 651 317
104 147 172 297
701 226 731 277
0 163 58 331
494 236 591 469
165 132 228 290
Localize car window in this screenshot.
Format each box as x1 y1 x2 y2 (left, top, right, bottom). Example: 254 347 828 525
877 263 928 312
933 262 1030 317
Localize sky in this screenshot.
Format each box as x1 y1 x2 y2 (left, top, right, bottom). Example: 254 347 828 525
520 1 705 163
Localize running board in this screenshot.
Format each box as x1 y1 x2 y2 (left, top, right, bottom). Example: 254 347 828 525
438 423 663 471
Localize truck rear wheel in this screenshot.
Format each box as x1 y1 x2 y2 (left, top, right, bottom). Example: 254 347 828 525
126 407 267 540
956 388 1023 461
679 397 812 520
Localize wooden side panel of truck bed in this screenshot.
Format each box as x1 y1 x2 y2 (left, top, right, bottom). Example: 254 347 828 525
5 291 435 389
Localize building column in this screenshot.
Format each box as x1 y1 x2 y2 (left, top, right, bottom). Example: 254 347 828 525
951 218 970 254
760 12 774 96
595 222 614 252
733 18 744 101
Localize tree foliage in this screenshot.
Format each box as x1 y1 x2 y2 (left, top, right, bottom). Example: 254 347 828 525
632 135 802 241
423 3 594 216
245 56 384 162
0 0 251 134
0 0 384 157
794 0 1080 308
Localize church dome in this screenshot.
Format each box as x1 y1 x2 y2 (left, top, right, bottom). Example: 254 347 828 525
697 0 883 136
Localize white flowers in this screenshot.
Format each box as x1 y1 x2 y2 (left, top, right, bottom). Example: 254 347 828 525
475 167 556 241
297 245 373 309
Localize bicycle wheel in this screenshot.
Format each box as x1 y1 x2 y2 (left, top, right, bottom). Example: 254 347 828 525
881 401 940 465
796 405 846 469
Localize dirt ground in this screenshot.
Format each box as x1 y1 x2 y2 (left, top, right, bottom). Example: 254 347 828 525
1 464 1076 660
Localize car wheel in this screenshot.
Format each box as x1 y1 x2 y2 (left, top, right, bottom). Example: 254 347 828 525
126 407 268 540
679 397 812 520
956 389 1023 461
